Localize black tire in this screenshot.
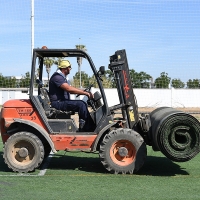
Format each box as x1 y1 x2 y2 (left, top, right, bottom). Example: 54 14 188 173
3 132 44 173
43 142 52 159
44 147 52 159
99 128 147 174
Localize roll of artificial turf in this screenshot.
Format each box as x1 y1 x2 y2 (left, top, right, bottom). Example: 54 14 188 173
150 107 200 162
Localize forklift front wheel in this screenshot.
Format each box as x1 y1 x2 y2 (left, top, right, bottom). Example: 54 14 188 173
110 139 136 166
99 128 147 174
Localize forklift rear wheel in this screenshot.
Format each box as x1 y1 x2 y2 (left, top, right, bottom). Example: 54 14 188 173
3 131 44 173
99 128 147 174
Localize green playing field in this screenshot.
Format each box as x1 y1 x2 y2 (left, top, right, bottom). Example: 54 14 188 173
0 138 200 200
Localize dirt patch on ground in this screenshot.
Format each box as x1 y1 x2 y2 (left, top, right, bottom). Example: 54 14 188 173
72 107 200 126
138 107 200 113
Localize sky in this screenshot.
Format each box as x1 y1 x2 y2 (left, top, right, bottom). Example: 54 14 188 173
0 0 199 83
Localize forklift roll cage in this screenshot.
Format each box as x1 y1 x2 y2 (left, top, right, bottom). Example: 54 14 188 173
30 48 140 132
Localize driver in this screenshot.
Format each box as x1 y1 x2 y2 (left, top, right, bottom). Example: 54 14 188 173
49 60 95 132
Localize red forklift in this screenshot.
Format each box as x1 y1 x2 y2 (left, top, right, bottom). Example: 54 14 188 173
1 48 200 174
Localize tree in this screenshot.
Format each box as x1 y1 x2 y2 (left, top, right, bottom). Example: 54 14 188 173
0 73 4 87
75 44 87 88
19 72 31 88
72 71 90 88
54 57 65 66
129 69 152 88
8 77 17 88
0 74 17 88
154 72 171 88
104 70 116 88
89 74 113 88
43 57 54 83
171 78 185 88
186 79 200 89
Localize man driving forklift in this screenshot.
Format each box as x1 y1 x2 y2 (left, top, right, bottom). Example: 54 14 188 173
49 60 95 132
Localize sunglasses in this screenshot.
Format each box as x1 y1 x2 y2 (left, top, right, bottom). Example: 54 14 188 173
64 66 72 69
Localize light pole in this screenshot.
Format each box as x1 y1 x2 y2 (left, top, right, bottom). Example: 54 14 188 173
31 0 34 57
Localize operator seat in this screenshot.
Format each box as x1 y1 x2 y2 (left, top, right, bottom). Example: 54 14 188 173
37 79 75 119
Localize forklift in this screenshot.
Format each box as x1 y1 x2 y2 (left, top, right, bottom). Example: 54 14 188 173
1 48 200 174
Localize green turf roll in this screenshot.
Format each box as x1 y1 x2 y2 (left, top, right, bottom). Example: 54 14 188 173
150 107 200 162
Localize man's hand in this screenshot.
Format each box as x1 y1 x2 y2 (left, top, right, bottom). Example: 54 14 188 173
85 91 94 99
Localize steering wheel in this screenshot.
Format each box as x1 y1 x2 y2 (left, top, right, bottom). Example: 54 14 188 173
76 84 93 97
76 84 96 111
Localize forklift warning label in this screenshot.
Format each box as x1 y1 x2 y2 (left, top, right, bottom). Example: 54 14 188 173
129 110 135 121
16 108 33 117
122 70 130 99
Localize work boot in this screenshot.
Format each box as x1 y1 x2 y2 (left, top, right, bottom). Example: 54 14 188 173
79 119 85 132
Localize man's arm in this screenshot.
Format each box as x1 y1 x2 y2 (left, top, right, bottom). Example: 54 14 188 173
60 83 93 99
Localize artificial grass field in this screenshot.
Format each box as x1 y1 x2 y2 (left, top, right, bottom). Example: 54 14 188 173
0 139 200 200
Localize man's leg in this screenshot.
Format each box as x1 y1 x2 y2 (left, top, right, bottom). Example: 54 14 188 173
52 100 95 131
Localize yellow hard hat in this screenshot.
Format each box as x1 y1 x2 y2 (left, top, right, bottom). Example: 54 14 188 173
58 60 71 68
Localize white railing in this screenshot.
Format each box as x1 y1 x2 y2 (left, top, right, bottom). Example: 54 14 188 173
0 88 200 108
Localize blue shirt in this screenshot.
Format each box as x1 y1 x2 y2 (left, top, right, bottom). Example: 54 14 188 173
49 72 70 102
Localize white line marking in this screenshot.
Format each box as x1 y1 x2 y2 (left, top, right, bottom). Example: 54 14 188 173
0 174 39 176
0 152 54 177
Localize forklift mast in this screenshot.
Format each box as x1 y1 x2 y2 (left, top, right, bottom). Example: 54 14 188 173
109 49 139 129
